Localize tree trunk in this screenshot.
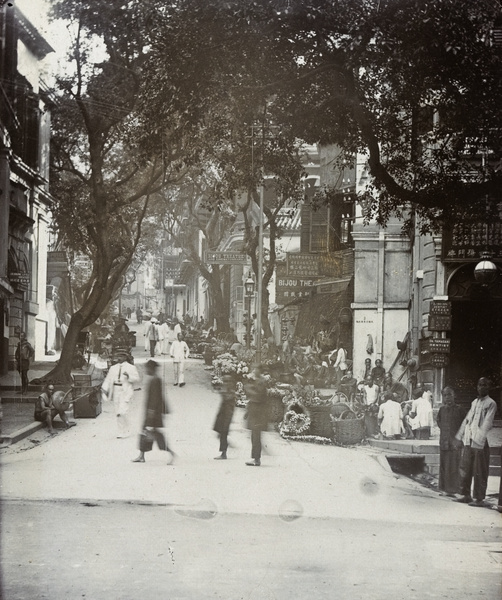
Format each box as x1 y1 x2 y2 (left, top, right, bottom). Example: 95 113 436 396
35 259 126 383
207 268 230 333
34 312 86 384
260 285 272 340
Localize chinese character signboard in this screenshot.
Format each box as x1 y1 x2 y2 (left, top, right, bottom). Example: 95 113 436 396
10 272 30 287
319 252 342 278
287 253 320 277
428 300 452 331
431 354 449 367
429 315 452 331
443 222 502 261
420 337 451 368
276 264 318 305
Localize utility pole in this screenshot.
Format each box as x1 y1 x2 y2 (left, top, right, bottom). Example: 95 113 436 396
248 122 280 366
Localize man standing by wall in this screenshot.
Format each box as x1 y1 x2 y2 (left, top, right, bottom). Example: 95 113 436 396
15 332 35 394
170 332 189 387
454 377 497 508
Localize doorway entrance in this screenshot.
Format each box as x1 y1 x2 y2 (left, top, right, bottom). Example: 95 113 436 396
446 264 502 407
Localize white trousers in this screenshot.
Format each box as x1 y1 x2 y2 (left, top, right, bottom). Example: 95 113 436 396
173 361 185 384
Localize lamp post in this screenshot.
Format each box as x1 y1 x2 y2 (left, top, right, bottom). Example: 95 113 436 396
244 272 255 349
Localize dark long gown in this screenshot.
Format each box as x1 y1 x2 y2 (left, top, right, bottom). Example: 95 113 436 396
437 403 465 494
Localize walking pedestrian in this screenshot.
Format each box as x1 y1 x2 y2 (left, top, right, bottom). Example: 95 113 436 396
132 360 174 464
436 386 465 497
144 317 159 357
213 374 236 459
454 377 497 507
243 365 269 466
15 332 35 394
101 352 140 438
170 332 189 387
136 306 143 324
159 319 171 355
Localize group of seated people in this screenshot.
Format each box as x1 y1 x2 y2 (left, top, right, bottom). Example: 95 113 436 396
361 379 434 440
270 337 435 441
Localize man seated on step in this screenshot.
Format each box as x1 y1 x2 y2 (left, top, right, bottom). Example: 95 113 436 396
34 383 76 435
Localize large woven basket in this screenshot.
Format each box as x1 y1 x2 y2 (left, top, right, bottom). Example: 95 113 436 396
333 415 365 445
307 405 334 439
269 396 285 424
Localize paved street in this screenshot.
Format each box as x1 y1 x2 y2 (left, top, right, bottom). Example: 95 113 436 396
2 499 500 600
1 339 501 599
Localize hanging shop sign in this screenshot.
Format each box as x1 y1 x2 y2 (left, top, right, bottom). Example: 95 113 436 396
422 338 451 354
10 272 30 286
420 336 451 368
442 222 502 262
204 251 249 265
287 253 320 277
430 354 450 368
276 264 318 305
428 300 452 331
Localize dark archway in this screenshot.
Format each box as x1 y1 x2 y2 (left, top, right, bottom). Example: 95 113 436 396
446 263 502 407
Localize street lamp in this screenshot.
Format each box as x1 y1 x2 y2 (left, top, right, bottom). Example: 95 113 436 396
474 252 498 285
244 272 255 349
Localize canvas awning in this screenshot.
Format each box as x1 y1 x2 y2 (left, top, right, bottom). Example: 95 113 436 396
293 277 353 344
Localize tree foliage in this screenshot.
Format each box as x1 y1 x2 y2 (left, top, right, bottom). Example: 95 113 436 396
45 0 177 382
141 0 502 231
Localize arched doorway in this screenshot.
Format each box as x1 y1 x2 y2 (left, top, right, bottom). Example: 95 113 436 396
446 263 502 407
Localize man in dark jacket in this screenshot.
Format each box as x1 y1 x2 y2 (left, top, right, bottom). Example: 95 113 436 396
15 332 35 394
243 365 269 467
213 374 236 459
132 360 174 463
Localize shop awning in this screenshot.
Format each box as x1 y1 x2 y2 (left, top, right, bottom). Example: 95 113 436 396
294 277 354 342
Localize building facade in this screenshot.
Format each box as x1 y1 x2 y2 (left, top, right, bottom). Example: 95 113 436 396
0 4 54 375
350 157 502 407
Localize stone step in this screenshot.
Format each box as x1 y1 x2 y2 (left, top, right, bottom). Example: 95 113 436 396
1 394 38 403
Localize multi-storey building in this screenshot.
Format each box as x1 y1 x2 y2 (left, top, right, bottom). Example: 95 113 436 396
351 159 501 407
0 4 54 375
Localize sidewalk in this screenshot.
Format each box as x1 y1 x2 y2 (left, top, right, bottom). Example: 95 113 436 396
0 319 145 442
0 346 107 443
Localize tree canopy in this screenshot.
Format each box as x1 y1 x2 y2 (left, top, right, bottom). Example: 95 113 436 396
45 0 180 381
140 0 502 231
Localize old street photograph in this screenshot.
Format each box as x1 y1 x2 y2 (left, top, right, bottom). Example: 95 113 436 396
0 1 501 598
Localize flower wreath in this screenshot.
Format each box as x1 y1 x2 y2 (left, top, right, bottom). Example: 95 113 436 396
279 409 311 437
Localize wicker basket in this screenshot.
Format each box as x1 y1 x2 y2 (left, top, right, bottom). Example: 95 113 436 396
333 415 365 445
269 396 285 424
330 402 352 418
307 405 334 439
